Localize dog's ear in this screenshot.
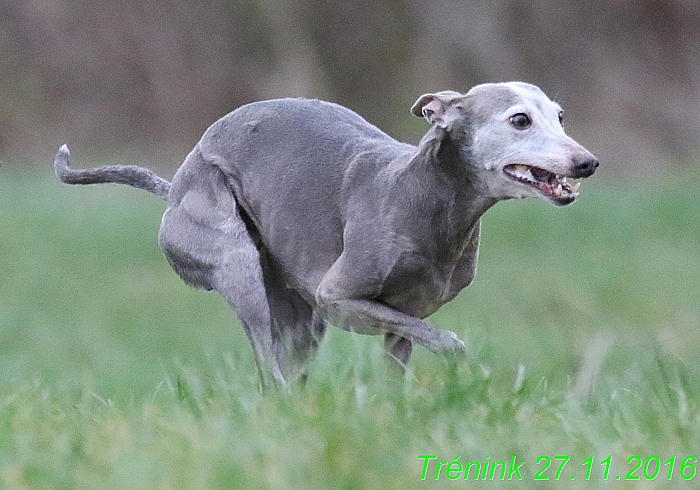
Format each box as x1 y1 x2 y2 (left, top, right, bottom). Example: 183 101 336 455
410 91 465 130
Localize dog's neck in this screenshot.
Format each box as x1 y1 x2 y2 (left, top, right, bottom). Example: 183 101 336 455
409 126 498 230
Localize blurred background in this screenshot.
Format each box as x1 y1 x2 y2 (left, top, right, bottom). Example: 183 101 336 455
1 4 700 485
2 0 699 174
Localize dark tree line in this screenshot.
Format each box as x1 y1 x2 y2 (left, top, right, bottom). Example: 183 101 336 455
1 0 699 173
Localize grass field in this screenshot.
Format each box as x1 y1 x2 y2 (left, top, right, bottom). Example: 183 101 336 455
1 167 699 489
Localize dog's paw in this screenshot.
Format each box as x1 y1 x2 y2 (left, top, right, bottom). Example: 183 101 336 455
436 329 466 357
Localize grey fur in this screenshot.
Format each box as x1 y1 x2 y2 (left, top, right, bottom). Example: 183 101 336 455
54 145 171 199
54 81 598 388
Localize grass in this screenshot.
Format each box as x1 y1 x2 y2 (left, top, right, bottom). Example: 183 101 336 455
1 167 699 489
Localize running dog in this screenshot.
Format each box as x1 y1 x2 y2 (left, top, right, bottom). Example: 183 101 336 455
54 82 598 388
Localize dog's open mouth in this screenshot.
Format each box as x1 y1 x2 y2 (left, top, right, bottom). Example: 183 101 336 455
503 164 581 206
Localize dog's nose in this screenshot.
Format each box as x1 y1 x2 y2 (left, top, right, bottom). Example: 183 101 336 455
572 155 599 177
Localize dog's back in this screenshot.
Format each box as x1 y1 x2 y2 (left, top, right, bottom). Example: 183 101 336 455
187 98 416 295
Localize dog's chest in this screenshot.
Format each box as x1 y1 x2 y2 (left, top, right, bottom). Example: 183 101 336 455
378 235 478 319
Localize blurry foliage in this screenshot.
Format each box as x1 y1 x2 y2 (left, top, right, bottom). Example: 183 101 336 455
1 0 699 172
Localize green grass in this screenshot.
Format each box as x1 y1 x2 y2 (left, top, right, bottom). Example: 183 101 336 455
1 168 699 489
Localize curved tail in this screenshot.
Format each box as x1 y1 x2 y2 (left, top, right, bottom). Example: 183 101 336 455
53 145 171 200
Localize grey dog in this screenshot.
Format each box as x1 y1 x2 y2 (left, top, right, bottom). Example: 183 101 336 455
55 82 598 388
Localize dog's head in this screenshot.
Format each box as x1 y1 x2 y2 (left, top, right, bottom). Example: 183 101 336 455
411 82 598 206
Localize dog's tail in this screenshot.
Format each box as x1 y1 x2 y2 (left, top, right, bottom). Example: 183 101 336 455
53 144 171 200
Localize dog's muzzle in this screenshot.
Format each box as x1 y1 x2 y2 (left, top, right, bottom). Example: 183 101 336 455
571 155 599 179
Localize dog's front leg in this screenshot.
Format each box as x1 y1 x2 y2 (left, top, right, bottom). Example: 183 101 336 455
315 253 465 364
315 295 464 356
384 333 413 370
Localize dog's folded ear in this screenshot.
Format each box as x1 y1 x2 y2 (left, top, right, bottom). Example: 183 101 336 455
410 91 465 130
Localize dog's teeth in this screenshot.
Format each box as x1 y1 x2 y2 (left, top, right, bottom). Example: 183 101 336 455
562 177 568 184
515 165 533 180
573 192 580 198
572 182 581 193
555 184 563 196
514 166 534 181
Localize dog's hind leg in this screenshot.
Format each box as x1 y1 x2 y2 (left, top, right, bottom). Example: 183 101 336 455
261 254 326 382
158 150 286 389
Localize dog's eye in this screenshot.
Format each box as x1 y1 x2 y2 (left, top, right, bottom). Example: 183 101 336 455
558 110 564 127
509 113 531 129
